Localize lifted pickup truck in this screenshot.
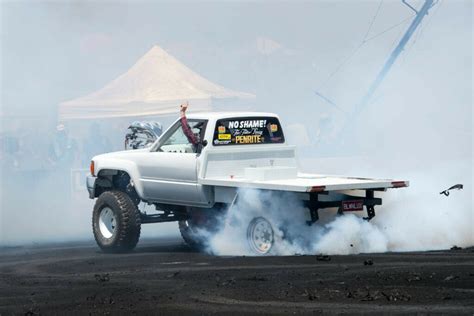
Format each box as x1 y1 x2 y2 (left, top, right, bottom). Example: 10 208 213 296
87 112 408 254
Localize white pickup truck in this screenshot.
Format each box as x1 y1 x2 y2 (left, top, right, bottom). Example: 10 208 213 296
87 112 408 254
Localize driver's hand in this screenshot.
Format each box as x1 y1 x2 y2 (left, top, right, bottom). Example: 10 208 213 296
180 101 189 112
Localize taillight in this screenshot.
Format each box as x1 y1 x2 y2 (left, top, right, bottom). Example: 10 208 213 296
309 185 326 192
90 161 95 176
391 181 406 188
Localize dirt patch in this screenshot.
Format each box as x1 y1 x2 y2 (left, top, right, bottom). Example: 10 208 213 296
0 239 473 314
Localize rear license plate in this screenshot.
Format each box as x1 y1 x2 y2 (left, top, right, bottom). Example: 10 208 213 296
342 200 364 211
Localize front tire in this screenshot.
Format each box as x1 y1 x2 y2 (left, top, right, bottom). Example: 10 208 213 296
92 190 141 253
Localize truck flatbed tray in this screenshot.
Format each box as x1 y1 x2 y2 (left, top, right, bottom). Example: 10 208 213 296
199 173 408 193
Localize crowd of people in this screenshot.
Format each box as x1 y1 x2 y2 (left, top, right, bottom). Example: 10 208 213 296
1 122 115 174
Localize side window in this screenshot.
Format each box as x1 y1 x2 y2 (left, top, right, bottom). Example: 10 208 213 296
157 120 206 153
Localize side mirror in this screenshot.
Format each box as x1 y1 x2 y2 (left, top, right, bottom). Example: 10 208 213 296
201 140 208 147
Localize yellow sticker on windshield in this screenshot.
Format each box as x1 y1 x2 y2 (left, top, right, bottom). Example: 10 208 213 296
218 133 231 140
235 135 262 144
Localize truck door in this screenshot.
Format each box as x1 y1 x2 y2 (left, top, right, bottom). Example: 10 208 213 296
137 119 207 204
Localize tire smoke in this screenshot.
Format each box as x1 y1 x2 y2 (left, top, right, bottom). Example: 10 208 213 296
203 160 472 256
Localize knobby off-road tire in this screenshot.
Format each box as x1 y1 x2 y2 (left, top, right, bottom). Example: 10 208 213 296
92 190 141 253
178 206 225 250
178 220 204 249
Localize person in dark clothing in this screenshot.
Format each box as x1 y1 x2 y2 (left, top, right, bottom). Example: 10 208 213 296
49 124 77 168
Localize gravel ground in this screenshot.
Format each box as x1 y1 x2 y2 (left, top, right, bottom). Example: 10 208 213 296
0 237 473 315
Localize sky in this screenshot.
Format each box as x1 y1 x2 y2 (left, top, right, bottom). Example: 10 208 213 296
2 0 469 121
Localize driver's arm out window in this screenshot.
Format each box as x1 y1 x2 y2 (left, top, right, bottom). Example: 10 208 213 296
156 119 207 153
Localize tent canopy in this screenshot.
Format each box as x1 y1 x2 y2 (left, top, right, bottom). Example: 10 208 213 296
59 45 255 120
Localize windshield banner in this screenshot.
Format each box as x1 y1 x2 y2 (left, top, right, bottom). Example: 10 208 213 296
213 117 285 146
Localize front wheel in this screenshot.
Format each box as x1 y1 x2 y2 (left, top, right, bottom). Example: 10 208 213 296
92 190 141 253
247 217 275 255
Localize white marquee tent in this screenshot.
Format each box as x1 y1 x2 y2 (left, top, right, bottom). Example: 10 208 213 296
59 45 255 120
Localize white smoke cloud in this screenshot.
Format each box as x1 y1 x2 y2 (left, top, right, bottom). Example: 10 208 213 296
203 159 472 256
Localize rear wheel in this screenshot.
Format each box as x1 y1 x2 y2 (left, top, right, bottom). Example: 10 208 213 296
92 190 141 253
247 216 275 255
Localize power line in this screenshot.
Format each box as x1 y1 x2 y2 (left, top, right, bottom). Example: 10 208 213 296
318 11 413 90
363 0 384 41
350 0 436 118
318 42 364 89
363 16 412 43
318 1 385 89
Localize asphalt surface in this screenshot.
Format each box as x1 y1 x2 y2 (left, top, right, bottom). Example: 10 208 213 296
0 237 473 315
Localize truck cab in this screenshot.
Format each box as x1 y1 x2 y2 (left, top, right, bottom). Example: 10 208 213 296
89 112 289 207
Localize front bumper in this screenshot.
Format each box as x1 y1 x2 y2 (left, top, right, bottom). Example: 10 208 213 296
86 175 96 199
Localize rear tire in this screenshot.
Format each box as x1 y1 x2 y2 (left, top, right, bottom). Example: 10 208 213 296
92 190 141 253
247 216 275 255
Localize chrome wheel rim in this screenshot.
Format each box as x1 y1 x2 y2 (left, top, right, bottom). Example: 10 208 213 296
99 207 117 239
247 217 274 254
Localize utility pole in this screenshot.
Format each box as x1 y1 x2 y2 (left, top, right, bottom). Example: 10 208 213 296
350 0 436 118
